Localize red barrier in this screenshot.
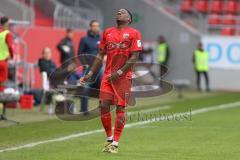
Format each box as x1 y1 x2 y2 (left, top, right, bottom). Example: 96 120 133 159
20 94 34 110
14 26 85 88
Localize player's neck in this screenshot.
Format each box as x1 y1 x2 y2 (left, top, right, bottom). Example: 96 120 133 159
117 24 128 30
116 21 129 30
1 26 8 31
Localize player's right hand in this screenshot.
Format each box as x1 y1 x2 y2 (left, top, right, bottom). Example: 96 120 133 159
79 75 91 86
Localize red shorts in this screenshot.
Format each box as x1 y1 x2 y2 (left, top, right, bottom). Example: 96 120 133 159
0 61 8 83
99 75 132 106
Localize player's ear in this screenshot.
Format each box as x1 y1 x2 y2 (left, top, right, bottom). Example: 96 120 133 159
128 18 132 25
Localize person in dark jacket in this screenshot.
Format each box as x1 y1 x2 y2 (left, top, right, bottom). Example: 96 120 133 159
78 20 102 113
78 20 101 66
57 28 75 66
38 47 76 107
38 47 56 77
38 47 56 106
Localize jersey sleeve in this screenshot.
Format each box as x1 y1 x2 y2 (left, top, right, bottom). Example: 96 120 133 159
130 30 142 52
99 30 107 53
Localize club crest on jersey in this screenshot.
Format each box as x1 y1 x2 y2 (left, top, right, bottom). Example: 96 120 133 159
123 33 129 39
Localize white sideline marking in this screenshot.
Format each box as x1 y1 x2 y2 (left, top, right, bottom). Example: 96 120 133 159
0 101 240 153
126 101 240 127
127 105 171 115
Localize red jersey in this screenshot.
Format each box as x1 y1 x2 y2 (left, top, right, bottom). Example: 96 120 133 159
99 26 142 79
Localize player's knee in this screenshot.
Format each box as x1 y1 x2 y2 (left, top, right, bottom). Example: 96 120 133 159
99 101 110 114
116 105 125 114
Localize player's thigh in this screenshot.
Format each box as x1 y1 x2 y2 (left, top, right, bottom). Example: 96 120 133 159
112 77 132 106
99 79 115 103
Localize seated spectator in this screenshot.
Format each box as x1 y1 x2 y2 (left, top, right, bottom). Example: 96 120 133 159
37 47 78 112
38 47 56 107
38 47 56 77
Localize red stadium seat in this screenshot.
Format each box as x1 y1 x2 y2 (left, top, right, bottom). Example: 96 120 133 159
195 0 208 14
225 0 239 15
209 0 223 14
208 14 221 25
222 15 236 25
180 0 193 13
221 27 235 36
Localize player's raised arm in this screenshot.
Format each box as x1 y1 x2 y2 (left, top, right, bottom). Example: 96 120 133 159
79 50 105 85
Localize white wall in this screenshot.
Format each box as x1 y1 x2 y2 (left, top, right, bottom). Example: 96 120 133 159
202 36 240 90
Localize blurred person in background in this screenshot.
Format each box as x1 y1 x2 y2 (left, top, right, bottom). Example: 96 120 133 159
157 35 170 66
38 47 56 77
38 47 56 107
78 20 102 114
57 28 75 67
38 47 76 107
193 42 210 92
0 16 14 92
38 47 76 86
57 28 80 85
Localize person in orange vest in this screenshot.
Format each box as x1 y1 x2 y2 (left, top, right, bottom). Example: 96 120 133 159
0 16 14 92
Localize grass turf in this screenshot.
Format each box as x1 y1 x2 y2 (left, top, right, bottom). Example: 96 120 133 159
0 91 240 160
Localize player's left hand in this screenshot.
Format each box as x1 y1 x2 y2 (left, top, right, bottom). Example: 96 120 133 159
107 72 119 82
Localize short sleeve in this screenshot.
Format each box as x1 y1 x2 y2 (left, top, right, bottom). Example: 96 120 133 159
99 30 106 52
130 30 142 52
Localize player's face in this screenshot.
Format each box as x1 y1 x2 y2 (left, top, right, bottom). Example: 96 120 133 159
3 22 9 29
158 36 164 43
116 9 131 23
197 42 203 49
90 22 100 35
43 48 52 60
67 31 74 39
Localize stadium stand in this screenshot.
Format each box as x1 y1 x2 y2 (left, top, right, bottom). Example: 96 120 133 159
56 0 103 29
0 0 92 88
0 0 34 23
155 0 240 36
225 0 239 15
180 0 193 13
209 0 223 14
195 0 208 14
17 0 103 28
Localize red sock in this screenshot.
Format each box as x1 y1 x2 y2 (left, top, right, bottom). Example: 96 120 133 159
113 106 126 142
100 107 112 137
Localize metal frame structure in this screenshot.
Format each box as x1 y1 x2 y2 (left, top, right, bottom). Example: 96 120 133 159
53 0 103 29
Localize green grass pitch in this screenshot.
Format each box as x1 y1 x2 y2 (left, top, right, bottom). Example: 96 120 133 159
0 91 240 160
